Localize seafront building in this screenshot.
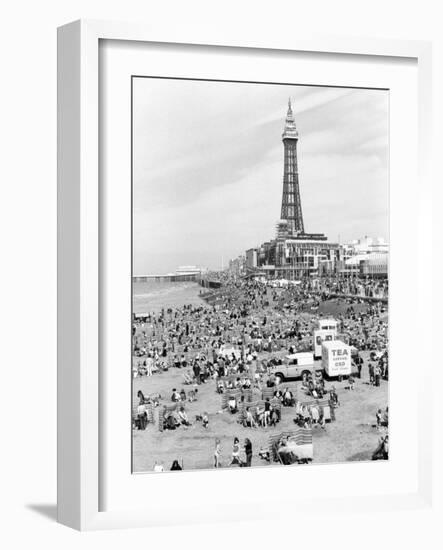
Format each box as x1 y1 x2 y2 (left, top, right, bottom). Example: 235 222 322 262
333 237 389 278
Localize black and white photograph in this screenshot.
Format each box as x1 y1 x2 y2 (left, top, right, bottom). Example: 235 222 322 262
131 77 389 473
3 0 439 543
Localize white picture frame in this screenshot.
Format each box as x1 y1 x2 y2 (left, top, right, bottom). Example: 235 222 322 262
57 19 433 531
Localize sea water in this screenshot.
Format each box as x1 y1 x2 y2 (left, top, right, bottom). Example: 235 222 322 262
133 280 206 314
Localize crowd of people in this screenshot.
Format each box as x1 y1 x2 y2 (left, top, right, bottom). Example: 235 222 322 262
313 276 388 300
133 276 388 381
132 274 389 470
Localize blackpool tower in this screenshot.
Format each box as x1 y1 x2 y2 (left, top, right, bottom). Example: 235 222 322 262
280 98 305 236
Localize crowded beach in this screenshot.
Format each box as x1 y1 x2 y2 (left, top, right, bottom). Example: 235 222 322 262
132 275 389 472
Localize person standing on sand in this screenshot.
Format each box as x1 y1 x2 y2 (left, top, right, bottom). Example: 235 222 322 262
244 438 253 467
214 438 222 468
374 364 381 387
355 354 363 378
193 362 201 385
146 355 153 376
369 363 375 385
230 437 241 466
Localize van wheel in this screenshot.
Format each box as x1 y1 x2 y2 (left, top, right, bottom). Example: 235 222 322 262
275 372 284 382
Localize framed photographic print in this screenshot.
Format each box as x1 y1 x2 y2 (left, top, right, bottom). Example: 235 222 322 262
57 20 433 530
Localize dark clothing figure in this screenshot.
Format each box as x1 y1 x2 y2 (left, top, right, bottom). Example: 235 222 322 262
193 363 201 384
369 364 375 385
137 412 147 430
244 439 252 467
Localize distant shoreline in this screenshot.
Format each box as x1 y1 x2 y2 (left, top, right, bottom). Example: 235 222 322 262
133 279 206 315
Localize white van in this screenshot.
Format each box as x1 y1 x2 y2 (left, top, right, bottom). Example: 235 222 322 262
272 352 315 381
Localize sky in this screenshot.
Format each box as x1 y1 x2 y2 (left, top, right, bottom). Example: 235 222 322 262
132 78 389 276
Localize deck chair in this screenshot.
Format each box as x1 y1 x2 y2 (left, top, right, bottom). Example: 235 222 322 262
322 405 332 423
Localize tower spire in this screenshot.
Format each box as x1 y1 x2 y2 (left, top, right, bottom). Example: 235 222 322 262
282 97 298 140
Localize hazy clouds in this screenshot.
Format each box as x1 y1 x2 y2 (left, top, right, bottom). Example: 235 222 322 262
133 78 388 275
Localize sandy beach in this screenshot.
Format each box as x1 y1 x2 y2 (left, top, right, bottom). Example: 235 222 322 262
132 354 388 472
132 280 388 473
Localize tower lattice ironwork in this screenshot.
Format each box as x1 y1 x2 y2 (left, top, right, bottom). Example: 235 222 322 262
280 98 305 236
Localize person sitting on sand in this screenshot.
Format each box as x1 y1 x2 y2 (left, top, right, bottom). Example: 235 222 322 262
180 389 187 401
329 386 339 406
277 437 297 465
188 388 198 402
202 412 209 429
372 434 389 460
170 460 182 471
153 461 164 472
348 375 355 391
308 379 317 397
171 388 181 402
164 411 179 430
178 406 191 426
137 390 146 405
274 388 283 401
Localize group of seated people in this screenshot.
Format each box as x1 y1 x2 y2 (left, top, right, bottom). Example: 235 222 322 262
273 387 295 407
133 358 168 377
242 399 281 428
293 402 326 428
216 376 252 394
275 434 312 465
171 387 198 403
302 376 326 399
137 389 161 406
163 405 191 430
